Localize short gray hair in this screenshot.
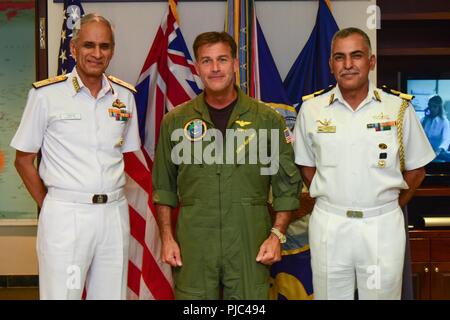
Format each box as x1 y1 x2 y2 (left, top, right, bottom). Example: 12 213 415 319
331 27 372 56
72 13 115 45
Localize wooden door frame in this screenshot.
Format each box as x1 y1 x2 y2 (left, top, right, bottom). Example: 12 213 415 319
35 0 48 81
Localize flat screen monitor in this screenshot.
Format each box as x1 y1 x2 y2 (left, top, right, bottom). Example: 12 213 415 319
404 75 450 183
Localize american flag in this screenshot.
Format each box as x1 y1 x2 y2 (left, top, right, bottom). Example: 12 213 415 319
124 0 202 300
57 0 84 75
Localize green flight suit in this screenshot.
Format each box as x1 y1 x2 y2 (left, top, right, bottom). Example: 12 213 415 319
152 89 301 300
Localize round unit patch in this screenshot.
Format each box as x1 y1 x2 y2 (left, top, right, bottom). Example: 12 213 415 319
184 119 207 141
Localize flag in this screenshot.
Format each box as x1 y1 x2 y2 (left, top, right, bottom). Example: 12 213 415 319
270 247 314 300
125 0 202 300
225 0 297 129
283 0 339 111
57 0 84 75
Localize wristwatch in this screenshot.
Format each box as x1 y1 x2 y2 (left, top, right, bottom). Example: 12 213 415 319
270 227 286 244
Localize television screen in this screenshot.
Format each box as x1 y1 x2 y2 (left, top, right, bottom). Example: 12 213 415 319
406 79 450 163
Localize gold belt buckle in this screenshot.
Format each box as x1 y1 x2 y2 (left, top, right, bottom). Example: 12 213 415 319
346 210 363 218
92 194 108 204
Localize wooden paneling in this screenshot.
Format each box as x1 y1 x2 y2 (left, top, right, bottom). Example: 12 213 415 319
414 186 450 197
412 262 431 300
430 238 450 261
410 238 430 262
409 230 450 299
431 262 450 300
376 0 450 89
378 0 450 15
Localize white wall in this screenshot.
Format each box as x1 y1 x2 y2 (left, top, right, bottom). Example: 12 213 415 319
47 0 377 84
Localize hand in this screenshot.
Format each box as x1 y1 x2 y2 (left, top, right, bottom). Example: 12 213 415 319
255 234 282 265
161 237 183 267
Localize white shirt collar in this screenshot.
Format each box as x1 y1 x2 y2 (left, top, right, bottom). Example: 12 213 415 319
332 82 380 111
69 67 112 98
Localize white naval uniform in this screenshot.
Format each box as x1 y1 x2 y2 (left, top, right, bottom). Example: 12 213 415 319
10 68 141 300
293 83 435 300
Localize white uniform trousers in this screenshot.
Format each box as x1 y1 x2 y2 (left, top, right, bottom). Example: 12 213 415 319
309 200 405 300
37 194 130 300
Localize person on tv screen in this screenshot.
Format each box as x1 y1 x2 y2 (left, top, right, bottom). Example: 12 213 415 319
421 95 450 161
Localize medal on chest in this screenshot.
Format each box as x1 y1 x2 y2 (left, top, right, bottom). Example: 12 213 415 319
108 99 131 121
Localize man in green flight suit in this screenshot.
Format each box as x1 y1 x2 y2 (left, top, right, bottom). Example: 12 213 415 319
152 31 301 300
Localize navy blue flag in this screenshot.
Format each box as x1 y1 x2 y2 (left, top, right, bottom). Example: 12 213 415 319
283 0 339 111
256 18 297 129
57 0 85 75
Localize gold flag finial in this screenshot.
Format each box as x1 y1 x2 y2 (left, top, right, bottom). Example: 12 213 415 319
169 0 179 24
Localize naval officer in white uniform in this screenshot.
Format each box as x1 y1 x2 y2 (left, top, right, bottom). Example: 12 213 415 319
11 13 140 299
293 27 435 300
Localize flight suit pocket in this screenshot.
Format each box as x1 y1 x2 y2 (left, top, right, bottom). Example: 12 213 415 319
175 285 205 300
238 197 268 206
277 161 301 193
180 197 196 207
253 282 270 300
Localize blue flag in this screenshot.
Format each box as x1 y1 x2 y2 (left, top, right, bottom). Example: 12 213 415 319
283 0 339 111
57 0 85 75
256 18 297 129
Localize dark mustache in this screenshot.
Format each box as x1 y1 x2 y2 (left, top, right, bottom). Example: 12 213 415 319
340 70 359 75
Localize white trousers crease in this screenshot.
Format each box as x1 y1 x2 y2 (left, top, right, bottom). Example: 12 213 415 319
37 195 130 300
309 201 405 300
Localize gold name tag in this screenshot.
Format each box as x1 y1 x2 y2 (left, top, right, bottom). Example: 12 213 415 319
317 126 336 133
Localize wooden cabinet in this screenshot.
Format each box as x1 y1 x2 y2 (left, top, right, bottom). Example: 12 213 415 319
376 0 450 88
410 230 450 300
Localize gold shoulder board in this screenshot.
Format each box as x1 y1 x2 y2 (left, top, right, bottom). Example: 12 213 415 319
302 93 316 102
301 85 335 102
32 75 68 89
381 85 414 101
399 93 414 101
108 75 137 93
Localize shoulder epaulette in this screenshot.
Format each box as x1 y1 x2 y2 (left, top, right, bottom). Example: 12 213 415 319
32 75 68 89
381 85 414 101
108 75 137 93
302 85 335 102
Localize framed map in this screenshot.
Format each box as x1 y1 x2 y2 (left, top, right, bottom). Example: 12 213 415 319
0 1 37 224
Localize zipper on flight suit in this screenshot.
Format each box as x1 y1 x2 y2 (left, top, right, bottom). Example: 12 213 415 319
216 163 223 280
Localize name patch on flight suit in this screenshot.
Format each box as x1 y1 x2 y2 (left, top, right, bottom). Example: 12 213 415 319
316 119 336 133
184 119 207 141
